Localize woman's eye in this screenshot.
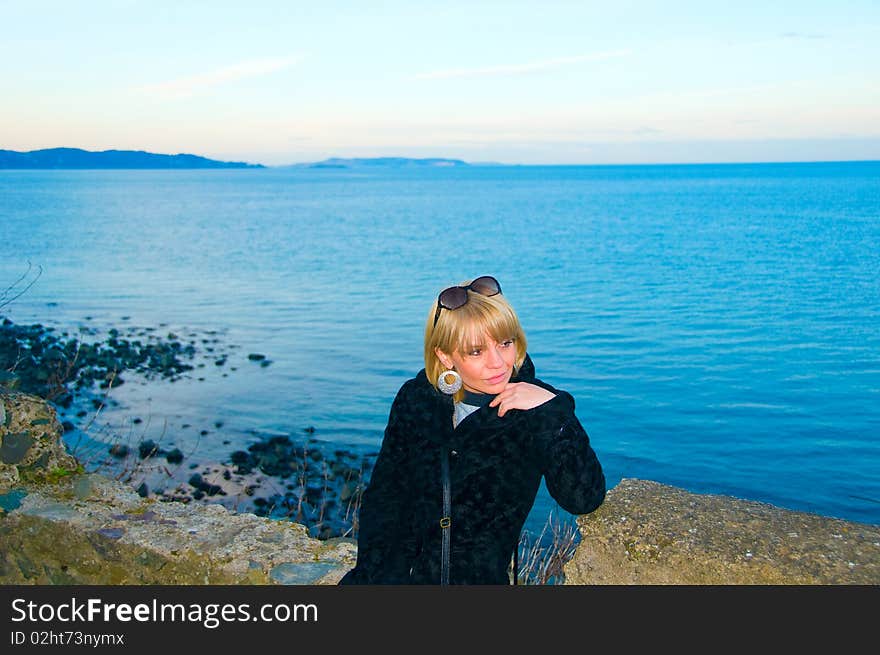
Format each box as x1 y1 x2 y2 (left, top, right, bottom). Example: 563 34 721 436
501 339 514 347
467 349 482 357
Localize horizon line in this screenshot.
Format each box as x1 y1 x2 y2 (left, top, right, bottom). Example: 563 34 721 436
2 146 879 169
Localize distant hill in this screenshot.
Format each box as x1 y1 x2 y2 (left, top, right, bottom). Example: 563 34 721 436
0 148 264 169
295 157 469 169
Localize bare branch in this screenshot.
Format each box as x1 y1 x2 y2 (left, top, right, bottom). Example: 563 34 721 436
0 261 43 311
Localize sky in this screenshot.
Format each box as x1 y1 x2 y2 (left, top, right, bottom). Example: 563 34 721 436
1 0 879 166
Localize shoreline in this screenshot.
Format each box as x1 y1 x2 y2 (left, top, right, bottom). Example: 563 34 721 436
0 315 377 540
4 313 878 548
4 315 880 585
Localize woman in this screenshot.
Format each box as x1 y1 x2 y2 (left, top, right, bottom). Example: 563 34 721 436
340 276 605 585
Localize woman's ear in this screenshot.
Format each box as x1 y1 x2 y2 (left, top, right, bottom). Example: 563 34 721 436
435 347 454 370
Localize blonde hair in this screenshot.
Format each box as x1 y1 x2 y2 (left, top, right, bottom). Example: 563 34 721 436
424 280 527 402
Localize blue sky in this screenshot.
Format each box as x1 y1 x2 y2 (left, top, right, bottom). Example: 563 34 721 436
2 1 878 165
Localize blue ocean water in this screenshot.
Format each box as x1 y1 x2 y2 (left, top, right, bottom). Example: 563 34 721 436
1 161 879 532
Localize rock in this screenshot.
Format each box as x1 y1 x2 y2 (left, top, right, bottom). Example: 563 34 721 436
339 481 359 502
564 478 880 584
0 432 34 464
188 473 223 497
230 450 250 464
269 561 338 584
0 488 27 511
165 448 184 464
72 475 100 500
0 472 355 584
0 392 78 493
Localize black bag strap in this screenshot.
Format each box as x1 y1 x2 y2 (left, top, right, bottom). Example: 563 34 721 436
513 539 519 585
439 446 520 586
440 448 452 585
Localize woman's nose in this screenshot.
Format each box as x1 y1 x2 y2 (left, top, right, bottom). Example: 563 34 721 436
487 345 504 367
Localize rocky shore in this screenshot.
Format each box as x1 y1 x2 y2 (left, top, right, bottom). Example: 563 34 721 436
4 315 880 585
123 432 376 540
3 390 878 585
0 391 354 584
564 478 880 584
0 316 376 541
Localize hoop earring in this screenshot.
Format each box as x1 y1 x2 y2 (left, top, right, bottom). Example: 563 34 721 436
437 370 462 395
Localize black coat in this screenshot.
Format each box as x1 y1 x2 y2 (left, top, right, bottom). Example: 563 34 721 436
339 354 605 585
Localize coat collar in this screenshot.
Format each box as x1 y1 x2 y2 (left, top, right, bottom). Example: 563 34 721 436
412 353 536 447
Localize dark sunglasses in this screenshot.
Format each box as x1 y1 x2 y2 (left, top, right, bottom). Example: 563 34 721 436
432 275 502 328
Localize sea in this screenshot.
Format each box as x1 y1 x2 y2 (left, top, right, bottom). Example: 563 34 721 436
1 161 879 536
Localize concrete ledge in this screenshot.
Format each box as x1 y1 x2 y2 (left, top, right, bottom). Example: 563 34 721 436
0 473 356 585
564 478 880 584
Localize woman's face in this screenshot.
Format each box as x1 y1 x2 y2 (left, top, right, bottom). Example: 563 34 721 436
438 335 517 395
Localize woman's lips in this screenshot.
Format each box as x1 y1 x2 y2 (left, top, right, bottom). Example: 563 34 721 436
487 371 509 385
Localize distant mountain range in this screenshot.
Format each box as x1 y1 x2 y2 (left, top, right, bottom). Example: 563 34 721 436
293 157 469 169
0 148 483 170
0 148 264 169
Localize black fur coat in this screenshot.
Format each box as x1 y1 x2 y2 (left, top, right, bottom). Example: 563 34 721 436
339 354 605 585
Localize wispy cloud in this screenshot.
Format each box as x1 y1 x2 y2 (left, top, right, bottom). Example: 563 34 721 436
780 32 828 40
413 50 630 80
136 56 302 98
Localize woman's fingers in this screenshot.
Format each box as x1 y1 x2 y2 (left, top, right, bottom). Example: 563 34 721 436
490 383 555 417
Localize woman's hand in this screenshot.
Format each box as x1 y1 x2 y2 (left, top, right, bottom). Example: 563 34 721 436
489 382 556 417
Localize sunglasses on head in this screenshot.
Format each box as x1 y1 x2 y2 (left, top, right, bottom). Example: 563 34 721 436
432 275 502 328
